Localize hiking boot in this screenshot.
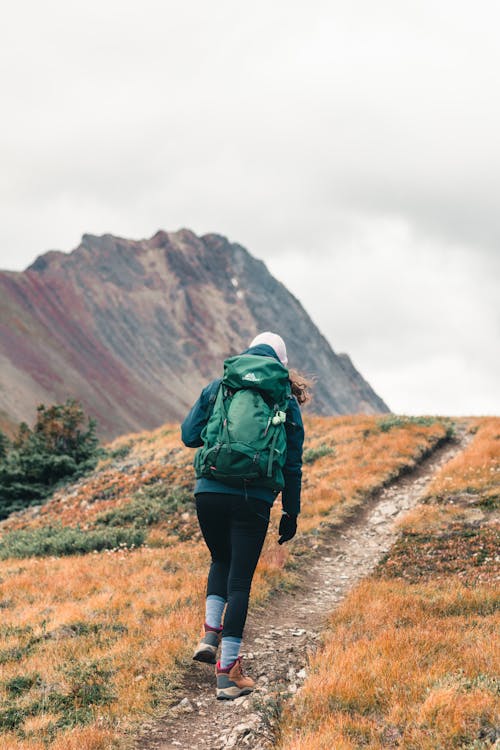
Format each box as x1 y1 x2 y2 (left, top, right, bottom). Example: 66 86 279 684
193 624 222 664
216 656 255 700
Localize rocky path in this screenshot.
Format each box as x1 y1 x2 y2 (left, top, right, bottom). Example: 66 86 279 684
134 430 470 750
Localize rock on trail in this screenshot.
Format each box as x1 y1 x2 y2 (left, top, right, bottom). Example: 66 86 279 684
134 429 471 750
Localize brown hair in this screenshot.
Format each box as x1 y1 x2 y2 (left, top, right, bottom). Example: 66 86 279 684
288 369 313 406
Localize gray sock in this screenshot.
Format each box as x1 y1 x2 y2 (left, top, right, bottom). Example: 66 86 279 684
220 636 242 668
205 594 225 629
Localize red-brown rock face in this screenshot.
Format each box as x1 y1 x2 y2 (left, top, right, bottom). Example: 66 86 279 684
0 229 389 439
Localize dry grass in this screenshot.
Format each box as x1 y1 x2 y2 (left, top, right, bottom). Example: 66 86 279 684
1 416 452 537
278 417 500 750
0 414 456 748
294 414 451 533
424 417 499 506
278 579 499 749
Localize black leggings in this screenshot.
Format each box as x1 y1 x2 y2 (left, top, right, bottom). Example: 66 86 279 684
195 492 270 638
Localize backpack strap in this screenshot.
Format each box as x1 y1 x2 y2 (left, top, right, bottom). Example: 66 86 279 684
266 406 282 477
218 387 232 447
203 381 221 420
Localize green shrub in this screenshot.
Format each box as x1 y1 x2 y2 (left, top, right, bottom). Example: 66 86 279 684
5 673 41 696
0 662 117 734
0 624 34 638
0 647 26 665
0 705 27 730
0 431 9 460
57 621 128 638
33 659 118 728
0 400 101 520
377 415 436 432
59 659 116 709
303 444 336 464
376 415 456 439
107 442 133 460
94 487 192 528
0 523 145 560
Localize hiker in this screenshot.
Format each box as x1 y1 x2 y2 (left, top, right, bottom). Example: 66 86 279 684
181 332 307 700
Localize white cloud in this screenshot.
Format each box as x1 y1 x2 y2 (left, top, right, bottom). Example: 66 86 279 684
0 0 499 413
267 215 500 415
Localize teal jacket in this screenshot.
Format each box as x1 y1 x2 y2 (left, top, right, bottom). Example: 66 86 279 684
180 344 304 515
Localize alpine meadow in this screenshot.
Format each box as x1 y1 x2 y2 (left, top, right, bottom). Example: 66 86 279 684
0 414 498 748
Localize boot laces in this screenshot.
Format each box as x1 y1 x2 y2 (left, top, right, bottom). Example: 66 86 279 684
233 656 245 676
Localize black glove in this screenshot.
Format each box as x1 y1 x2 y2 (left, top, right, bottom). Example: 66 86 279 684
278 513 297 544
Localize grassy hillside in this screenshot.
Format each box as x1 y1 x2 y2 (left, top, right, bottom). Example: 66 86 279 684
278 417 499 750
0 415 457 749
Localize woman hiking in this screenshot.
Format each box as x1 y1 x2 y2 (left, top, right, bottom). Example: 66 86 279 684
181 332 307 700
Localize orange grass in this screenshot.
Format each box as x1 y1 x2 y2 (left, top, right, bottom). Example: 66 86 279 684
0 524 292 748
424 417 499 504
278 579 499 750
0 415 456 748
391 417 499 585
295 415 450 533
278 417 499 750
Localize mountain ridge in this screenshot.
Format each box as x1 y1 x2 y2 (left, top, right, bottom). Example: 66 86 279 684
0 229 389 438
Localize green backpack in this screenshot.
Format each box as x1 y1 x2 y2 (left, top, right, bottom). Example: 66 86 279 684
194 354 291 490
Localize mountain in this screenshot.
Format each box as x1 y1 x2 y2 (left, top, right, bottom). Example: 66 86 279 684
0 229 389 439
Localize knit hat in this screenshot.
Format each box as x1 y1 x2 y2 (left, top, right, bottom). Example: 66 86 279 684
249 332 288 366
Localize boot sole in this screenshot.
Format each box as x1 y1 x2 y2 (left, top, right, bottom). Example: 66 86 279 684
216 686 253 700
192 646 217 664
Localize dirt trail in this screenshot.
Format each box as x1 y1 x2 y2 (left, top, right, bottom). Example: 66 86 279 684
134 429 470 750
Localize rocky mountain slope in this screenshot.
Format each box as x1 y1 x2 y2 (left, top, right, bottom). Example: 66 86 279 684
0 229 389 438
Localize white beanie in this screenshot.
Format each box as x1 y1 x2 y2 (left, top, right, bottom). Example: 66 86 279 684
249 331 288 366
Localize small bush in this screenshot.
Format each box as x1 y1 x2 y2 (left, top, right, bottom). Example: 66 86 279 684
5 673 41 696
0 662 117 734
94 487 192 528
0 705 27 730
0 648 24 665
0 431 9 459
0 523 145 560
0 400 101 520
375 415 456 438
377 415 439 432
21 658 118 728
303 444 336 464
57 621 128 638
107 442 133 460
59 659 117 709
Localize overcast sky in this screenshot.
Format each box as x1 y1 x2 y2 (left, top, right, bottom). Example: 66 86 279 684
1 0 499 415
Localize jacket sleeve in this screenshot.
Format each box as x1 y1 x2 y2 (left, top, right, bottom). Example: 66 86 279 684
281 396 304 516
180 379 220 448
